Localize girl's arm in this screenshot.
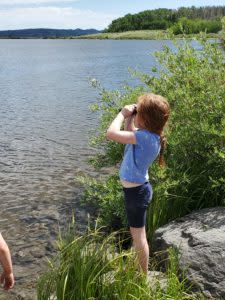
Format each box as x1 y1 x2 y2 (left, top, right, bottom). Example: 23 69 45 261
106 105 137 144
0 234 14 290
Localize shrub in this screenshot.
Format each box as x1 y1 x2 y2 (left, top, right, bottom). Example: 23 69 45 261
76 174 127 229
81 36 225 238
145 37 225 235
170 17 222 34
221 17 225 43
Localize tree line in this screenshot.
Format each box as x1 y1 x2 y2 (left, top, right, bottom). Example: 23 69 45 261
106 6 225 34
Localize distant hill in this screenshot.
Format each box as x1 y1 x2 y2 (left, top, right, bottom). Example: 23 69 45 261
0 28 101 39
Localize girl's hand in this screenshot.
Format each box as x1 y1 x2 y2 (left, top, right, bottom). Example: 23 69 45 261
121 104 137 118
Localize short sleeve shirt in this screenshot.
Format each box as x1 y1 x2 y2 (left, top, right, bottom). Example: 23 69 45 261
119 129 160 183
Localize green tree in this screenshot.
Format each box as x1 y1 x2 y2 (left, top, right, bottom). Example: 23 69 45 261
106 6 225 33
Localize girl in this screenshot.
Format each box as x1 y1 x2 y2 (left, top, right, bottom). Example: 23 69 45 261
106 93 170 274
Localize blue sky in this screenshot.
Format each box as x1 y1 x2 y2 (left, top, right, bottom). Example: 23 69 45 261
0 0 224 30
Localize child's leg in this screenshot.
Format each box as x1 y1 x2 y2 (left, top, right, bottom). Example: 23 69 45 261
130 226 149 274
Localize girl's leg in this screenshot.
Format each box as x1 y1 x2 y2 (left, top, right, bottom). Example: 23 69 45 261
130 226 149 274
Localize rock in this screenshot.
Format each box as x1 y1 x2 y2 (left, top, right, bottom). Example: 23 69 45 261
0 293 15 300
18 250 25 257
147 271 167 291
152 207 225 299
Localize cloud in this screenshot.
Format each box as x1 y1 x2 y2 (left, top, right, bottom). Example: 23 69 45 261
0 7 118 30
0 0 76 5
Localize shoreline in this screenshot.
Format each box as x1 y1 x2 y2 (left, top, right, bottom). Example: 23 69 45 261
0 30 221 40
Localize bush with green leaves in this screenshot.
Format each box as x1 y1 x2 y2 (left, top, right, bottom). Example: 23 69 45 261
170 17 222 34
143 36 225 235
80 36 225 238
221 16 225 43
76 174 127 229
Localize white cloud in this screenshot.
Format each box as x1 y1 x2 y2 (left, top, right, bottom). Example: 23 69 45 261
0 0 76 4
0 7 118 30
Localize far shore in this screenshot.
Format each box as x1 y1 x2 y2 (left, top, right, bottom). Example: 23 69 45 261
0 30 221 40
73 30 220 40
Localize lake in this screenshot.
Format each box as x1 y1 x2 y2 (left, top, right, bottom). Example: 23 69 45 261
0 39 177 298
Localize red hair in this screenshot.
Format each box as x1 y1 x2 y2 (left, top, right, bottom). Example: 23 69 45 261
137 93 170 167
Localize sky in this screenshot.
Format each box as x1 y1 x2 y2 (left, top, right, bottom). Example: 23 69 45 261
0 0 225 31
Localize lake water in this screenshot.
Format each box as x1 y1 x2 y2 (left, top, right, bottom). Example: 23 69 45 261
0 39 177 298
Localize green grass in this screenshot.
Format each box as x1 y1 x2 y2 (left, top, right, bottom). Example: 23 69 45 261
74 30 169 40
37 223 205 300
73 30 219 40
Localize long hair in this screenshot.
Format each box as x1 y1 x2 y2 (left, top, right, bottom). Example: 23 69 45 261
137 93 170 167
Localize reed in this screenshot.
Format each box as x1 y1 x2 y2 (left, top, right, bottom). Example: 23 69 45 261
37 223 204 299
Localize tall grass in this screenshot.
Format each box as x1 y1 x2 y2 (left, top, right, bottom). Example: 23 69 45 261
37 223 204 299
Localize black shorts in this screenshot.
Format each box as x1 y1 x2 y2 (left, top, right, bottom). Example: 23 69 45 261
123 182 152 228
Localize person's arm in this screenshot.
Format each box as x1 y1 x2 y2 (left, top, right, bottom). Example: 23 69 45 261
106 105 137 144
0 234 14 290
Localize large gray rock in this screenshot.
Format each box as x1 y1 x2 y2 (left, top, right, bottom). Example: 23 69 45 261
152 207 225 299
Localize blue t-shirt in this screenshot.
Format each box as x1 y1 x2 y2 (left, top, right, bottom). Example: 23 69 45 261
119 129 160 184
